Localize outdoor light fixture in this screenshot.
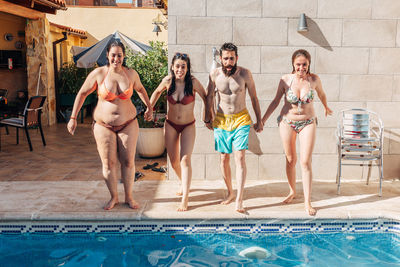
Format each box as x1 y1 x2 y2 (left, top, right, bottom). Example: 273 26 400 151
152 14 167 36
152 23 162 36
297 13 308 32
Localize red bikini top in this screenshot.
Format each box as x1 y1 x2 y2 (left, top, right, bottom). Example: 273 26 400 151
97 68 133 101
167 94 195 105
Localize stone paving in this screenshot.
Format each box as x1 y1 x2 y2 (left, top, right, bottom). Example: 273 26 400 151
0 123 399 221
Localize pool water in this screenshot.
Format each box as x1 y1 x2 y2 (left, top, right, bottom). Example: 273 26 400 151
1 231 399 266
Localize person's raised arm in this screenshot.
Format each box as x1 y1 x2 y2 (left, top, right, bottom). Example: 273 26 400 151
150 76 169 109
313 74 332 116
262 78 285 125
67 68 100 135
131 69 153 121
245 69 263 132
204 70 216 130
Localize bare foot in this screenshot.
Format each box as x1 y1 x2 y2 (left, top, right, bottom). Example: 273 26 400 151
283 193 296 204
306 205 317 216
236 201 246 213
221 193 235 205
177 200 188 212
104 197 119 210
125 198 140 209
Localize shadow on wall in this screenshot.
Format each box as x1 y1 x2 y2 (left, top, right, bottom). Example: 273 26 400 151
299 18 332 51
248 127 262 155
384 129 400 179
83 32 100 47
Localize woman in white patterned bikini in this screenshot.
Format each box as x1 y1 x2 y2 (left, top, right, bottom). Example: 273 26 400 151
261 49 332 216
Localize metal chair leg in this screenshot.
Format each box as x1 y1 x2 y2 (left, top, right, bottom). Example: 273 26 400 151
366 164 372 185
16 127 19 144
39 124 46 146
337 143 342 195
379 156 383 197
24 127 33 151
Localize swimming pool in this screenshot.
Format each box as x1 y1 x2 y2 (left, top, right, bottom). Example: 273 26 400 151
1 219 399 266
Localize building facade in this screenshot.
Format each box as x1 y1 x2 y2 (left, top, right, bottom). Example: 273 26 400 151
168 0 400 181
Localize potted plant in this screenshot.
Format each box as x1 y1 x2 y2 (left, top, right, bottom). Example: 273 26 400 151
58 63 96 121
125 41 168 158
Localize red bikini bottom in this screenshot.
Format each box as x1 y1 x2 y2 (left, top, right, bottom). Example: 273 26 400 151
93 117 137 133
166 119 195 134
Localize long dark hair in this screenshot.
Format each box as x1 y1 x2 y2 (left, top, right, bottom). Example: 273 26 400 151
291 49 311 74
106 40 127 67
168 52 193 96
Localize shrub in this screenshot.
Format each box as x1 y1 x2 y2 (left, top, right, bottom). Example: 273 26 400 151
125 41 168 127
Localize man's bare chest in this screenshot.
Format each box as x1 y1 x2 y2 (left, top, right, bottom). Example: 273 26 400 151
215 75 245 95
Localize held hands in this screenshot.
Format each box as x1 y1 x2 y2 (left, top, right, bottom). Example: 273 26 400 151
67 119 77 135
254 121 264 133
205 121 213 130
144 107 153 121
325 107 333 116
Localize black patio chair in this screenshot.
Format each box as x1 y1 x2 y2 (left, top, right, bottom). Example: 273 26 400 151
0 89 8 98
0 96 46 151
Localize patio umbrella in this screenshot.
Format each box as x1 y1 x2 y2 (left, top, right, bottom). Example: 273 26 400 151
73 31 151 68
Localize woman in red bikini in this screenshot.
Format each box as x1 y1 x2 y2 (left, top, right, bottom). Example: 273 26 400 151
67 41 153 210
150 52 207 211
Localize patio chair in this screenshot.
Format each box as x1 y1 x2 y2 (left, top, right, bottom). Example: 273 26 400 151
0 89 9 135
0 89 8 98
0 96 46 151
336 108 384 196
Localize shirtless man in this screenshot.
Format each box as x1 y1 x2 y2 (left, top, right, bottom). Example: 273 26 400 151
205 43 263 213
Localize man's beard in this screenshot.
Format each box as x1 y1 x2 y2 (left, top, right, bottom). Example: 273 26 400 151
222 63 237 76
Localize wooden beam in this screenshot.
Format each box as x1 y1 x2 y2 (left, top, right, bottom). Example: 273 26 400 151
0 0 45 19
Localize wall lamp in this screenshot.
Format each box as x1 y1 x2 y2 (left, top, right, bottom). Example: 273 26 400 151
297 13 308 32
152 14 168 36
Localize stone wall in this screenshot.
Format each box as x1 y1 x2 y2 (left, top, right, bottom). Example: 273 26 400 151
168 0 400 181
26 18 55 125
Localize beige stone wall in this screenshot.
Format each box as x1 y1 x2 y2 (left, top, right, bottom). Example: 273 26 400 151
169 0 400 181
26 18 55 126
47 7 167 46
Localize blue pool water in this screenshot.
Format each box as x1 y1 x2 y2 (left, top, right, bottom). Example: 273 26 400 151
1 231 399 266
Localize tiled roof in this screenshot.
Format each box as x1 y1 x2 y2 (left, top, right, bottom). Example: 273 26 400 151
44 0 66 9
35 0 67 10
50 23 86 36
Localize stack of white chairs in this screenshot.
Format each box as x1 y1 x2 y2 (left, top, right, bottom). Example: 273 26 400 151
336 109 384 196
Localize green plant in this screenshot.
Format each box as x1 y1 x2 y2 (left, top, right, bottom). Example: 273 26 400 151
125 41 168 128
58 63 94 94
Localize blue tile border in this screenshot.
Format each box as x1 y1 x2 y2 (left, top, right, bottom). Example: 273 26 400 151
0 219 399 235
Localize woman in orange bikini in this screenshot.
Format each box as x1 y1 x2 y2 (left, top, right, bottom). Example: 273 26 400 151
262 49 332 216
67 41 153 210
150 53 207 211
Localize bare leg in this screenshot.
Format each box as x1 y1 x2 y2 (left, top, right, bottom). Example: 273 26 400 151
93 123 119 210
164 122 182 195
177 124 195 211
220 153 235 205
117 120 140 209
279 121 298 204
299 121 317 216
233 150 246 213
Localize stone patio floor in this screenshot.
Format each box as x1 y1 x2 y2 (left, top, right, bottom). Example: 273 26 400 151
0 122 399 221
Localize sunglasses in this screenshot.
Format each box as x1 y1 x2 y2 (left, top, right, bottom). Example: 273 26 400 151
175 53 188 59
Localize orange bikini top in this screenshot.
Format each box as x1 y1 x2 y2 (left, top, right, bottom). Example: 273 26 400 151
97 68 133 101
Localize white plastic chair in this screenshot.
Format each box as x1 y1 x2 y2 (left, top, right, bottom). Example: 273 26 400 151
336 108 384 196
